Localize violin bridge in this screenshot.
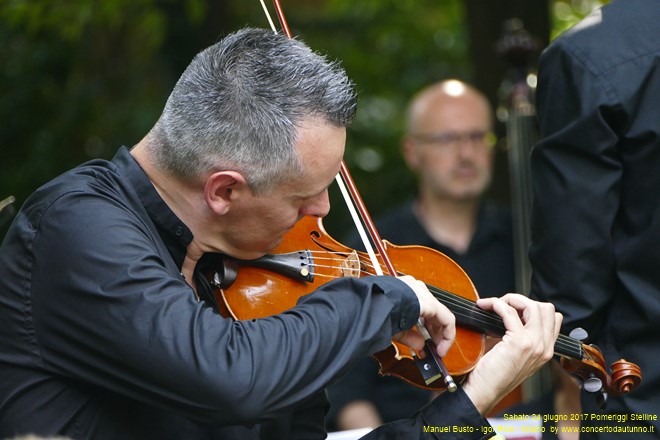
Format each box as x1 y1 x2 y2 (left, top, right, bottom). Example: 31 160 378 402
339 250 361 278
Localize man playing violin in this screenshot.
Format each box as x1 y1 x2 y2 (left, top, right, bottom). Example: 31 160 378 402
0 27 561 439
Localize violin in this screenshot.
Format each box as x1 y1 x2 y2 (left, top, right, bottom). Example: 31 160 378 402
210 215 642 398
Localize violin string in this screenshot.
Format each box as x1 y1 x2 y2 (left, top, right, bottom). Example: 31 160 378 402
309 258 581 356
423 283 581 357
302 252 583 359
307 253 522 332
310 265 578 355
308 271 349 280
309 259 512 335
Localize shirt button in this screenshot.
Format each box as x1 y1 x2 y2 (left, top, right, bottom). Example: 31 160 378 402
398 318 407 329
175 226 183 236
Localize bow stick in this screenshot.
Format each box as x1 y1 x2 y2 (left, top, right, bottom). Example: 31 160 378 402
259 0 457 391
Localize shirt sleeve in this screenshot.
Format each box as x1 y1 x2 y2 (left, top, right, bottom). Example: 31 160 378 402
30 191 420 426
360 386 493 439
529 38 623 336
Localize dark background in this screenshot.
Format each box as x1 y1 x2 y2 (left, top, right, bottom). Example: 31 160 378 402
0 0 608 237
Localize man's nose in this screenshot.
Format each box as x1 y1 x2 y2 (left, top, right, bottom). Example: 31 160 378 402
300 190 331 218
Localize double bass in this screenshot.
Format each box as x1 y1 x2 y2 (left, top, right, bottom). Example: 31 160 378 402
496 18 538 297
496 18 545 404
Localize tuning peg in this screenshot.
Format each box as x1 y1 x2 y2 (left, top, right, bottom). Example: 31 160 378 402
583 374 608 409
569 327 589 341
583 376 602 393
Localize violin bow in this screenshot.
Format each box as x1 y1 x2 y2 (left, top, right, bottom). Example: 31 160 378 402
258 0 457 391
0 195 16 228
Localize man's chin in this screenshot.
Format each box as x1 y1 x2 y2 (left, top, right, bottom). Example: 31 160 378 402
448 191 482 202
268 236 285 252
226 235 287 260
220 245 270 261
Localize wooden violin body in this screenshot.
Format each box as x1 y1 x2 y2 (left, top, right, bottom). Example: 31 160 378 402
210 216 642 396
212 216 484 389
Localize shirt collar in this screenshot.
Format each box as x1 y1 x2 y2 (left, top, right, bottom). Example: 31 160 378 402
111 146 194 269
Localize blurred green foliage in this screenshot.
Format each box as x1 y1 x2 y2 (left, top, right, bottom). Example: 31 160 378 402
0 0 608 237
551 0 609 38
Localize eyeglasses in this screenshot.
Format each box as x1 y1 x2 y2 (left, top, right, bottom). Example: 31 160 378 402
411 130 496 153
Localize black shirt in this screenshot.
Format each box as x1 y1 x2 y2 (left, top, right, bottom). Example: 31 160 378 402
0 147 492 439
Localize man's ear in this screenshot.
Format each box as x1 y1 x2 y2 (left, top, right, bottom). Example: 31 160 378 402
204 171 248 216
401 137 421 172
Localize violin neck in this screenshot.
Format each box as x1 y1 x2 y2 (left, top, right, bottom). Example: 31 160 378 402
427 284 584 361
